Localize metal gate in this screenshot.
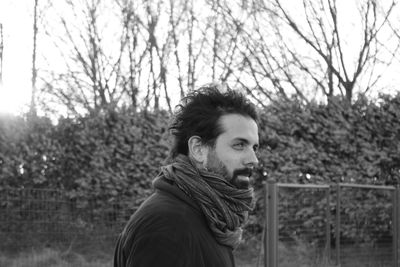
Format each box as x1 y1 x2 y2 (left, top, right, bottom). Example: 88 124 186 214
264 181 400 267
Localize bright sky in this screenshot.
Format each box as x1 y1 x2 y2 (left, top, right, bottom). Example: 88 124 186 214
0 0 183 116
0 1 400 116
0 0 33 115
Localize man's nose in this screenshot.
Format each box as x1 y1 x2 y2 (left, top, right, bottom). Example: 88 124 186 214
244 150 259 169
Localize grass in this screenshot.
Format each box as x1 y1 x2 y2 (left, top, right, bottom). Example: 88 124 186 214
1 248 254 267
235 237 393 267
0 248 259 267
235 238 264 267
0 248 112 267
0 240 393 267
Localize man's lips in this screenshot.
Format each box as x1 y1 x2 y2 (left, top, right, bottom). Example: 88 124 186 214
232 169 253 189
236 175 250 181
236 175 250 185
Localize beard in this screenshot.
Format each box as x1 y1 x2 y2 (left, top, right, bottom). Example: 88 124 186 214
206 150 253 189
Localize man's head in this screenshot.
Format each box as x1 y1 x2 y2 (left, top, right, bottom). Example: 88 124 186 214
169 84 259 188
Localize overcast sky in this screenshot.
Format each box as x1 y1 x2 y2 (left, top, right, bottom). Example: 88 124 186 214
1 0 400 115
0 1 33 114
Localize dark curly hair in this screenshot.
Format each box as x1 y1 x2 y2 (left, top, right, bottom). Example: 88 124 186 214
168 84 258 159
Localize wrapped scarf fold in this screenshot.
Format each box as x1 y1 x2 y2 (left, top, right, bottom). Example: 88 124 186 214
156 154 255 249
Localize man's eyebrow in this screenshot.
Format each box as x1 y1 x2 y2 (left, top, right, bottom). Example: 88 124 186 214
233 138 249 143
233 138 259 146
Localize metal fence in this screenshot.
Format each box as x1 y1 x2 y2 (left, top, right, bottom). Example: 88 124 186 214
2 183 400 267
264 181 400 267
0 188 130 266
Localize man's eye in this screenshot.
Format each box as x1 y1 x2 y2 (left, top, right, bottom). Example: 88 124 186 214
233 143 245 149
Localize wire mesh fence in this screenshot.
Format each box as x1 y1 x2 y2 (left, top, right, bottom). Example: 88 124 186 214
265 181 400 267
0 187 262 267
277 185 330 267
2 183 399 267
0 188 131 267
336 184 397 267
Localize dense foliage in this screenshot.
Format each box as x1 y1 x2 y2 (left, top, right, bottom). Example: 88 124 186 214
1 93 400 249
249 93 400 247
258 94 400 185
0 108 170 226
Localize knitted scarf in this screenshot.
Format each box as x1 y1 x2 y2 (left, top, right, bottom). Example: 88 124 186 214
158 154 255 249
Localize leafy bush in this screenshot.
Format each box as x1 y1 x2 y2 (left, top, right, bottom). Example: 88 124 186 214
0 108 170 251
257 93 400 185
251 93 400 248
1 93 400 251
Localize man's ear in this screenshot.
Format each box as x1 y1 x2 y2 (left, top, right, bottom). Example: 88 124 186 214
188 136 208 164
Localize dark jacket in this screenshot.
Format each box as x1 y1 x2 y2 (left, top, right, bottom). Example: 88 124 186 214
113 176 235 267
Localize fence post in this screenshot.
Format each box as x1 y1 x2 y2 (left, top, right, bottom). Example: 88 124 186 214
325 187 331 262
394 186 397 267
264 182 268 267
265 180 278 267
396 184 400 267
335 183 341 266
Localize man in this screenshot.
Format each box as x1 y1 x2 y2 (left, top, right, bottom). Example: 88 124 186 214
114 84 260 267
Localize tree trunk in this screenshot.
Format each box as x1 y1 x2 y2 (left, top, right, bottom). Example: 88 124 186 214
0 23 3 86
30 0 39 116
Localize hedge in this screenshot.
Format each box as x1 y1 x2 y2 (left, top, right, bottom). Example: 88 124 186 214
1 93 400 248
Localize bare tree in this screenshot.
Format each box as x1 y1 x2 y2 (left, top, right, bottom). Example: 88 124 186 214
30 0 39 116
119 0 177 112
206 0 242 83
178 0 242 90
40 0 246 115
168 0 187 98
221 0 399 105
31 0 400 115
117 0 147 110
43 0 195 114
0 23 3 86
121 0 212 111
198 0 283 107
41 0 132 115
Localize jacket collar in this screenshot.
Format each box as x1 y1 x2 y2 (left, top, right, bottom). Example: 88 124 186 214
152 175 202 213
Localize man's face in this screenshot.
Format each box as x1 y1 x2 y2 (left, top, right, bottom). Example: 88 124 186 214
204 114 259 189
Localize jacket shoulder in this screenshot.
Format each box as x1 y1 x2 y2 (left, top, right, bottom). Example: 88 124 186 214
115 190 235 267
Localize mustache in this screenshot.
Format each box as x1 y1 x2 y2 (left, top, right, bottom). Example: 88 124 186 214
233 168 253 178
